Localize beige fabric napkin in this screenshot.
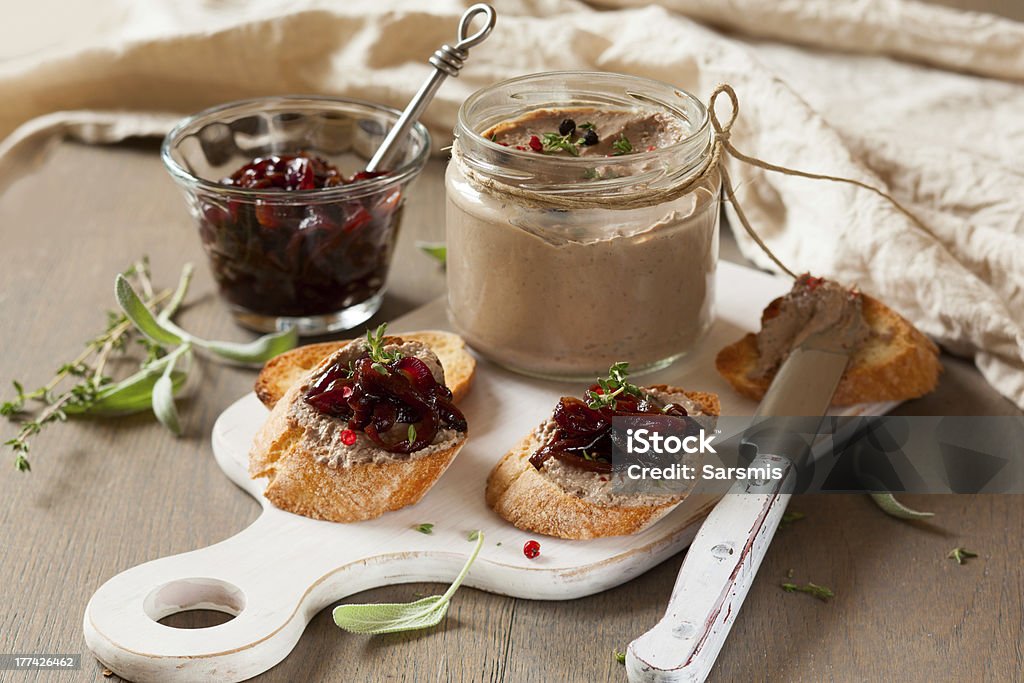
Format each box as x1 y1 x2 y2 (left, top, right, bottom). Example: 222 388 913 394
1 0 1022 409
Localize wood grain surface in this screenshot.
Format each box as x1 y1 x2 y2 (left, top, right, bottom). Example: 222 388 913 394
0 132 1021 683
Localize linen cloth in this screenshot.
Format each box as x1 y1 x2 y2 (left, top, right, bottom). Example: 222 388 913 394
1 0 1022 408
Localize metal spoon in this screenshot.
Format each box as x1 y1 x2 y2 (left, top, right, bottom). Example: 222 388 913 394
365 4 497 173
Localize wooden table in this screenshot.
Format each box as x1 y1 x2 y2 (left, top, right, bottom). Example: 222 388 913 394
1 139 1021 683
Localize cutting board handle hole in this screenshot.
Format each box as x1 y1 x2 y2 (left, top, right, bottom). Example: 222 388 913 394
143 578 246 629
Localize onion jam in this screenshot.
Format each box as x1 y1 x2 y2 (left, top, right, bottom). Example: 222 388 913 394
529 387 687 474
198 152 400 318
303 347 466 454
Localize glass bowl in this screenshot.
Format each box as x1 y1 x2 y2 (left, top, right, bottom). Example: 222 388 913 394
162 96 431 334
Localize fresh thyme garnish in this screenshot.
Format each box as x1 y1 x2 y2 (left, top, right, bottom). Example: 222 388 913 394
584 362 645 410
947 547 978 565
407 424 417 445
541 132 580 156
611 135 633 155
467 530 481 542
781 581 834 602
613 650 626 665
366 323 402 374
1 258 297 471
414 523 434 534
578 122 595 131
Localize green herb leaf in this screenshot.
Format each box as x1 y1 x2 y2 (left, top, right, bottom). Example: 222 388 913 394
157 263 194 323
366 324 402 366
416 241 447 266
613 650 626 665
781 511 805 525
407 424 417 445
197 327 298 365
541 132 580 156
781 581 834 602
869 493 933 520
333 531 484 634
467 530 480 542
414 523 434 535
947 547 978 565
83 369 187 416
611 135 633 156
115 275 184 346
585 362 645 410
151 344 190 435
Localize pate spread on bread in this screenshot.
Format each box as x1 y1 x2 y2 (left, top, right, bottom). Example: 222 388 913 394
249 326 474 522
716 274 941 406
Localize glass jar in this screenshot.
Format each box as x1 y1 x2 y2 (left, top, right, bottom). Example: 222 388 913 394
162 96 430 335
446 71 720 379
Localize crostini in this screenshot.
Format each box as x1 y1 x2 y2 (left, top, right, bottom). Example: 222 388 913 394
249 326 475 522
486 363 720 540
716 274 940 405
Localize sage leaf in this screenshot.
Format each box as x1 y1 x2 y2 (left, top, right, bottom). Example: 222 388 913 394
869 493 934 520
115 275 183 345
416 241 447 266
119 272 297 364
158 263 194 323
151 345 190 435
197 326 298 364
333 530 484 634
73 370 187 416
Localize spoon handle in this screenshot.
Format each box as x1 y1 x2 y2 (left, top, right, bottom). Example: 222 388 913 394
366 4 496 173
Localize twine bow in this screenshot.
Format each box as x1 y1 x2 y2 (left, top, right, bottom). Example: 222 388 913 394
455 82 936 281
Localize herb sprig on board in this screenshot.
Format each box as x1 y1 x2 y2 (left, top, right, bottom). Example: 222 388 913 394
781 581 834 602
333 530 484 634
2 258 297 471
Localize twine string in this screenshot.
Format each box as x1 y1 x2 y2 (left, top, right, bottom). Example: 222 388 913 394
455 82 936 282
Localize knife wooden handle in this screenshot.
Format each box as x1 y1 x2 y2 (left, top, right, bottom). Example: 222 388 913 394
626 455 793 683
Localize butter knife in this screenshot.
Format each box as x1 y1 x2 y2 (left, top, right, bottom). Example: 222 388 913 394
626 342 851 682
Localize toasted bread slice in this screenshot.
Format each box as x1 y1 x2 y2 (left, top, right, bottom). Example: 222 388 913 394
250 382 466 522
249 333 474 522
716 294 940 406
485 387 720 540
255 330 475 408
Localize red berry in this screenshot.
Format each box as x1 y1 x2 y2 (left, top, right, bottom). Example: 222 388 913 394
340 429 357 446
528 135 543 152
523 540 541 559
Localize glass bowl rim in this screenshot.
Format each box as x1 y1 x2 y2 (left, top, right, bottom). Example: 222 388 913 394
160 95 432 202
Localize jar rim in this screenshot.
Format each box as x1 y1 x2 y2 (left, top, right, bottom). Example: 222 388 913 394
161 95 431 202
457 71 709 165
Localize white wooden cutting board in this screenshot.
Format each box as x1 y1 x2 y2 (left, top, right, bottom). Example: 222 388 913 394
84 261 811 682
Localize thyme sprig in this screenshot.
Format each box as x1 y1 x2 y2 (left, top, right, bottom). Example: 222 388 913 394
611 134 634 155
947 547 978 565
781 581 834 602
2 258 297 472
541 132 580 156
584 362 645 410
366 323 402 374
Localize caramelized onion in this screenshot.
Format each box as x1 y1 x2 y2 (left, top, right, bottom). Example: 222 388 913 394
529 386 687 473
303 352 466 454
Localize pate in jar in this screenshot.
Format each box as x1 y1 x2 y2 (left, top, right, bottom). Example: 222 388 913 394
446 72 719 379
